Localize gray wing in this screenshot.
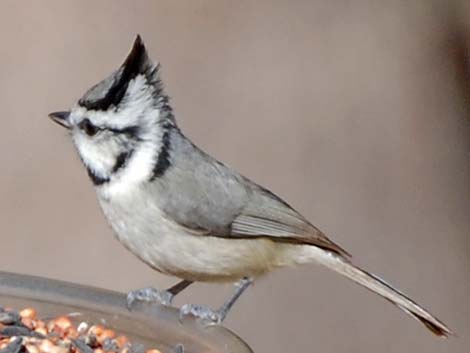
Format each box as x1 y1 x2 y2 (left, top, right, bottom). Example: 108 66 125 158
152 132 349 257
229 182 350 256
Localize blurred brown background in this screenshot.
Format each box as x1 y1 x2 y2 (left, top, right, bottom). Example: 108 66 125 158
0 1 468 352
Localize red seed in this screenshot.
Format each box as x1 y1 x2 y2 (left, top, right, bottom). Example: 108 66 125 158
20 308 37 320
97 329 115 343
65 326 78 339
54 316 73 331
88 325 104 337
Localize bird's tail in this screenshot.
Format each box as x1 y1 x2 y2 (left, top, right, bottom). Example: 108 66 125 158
303 246 453 337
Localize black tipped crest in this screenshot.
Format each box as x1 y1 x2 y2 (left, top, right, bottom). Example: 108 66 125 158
78 35 154 111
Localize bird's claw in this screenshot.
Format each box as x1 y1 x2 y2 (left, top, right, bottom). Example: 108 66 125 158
126 287 174 309
179 304 223 324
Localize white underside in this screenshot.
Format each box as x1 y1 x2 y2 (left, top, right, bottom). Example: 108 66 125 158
97 186 322 281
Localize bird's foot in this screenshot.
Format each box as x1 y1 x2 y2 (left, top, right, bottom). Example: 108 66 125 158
126 287 174 309
179 304 224 325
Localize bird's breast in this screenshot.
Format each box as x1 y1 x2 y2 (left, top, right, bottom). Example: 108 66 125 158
96 189 285 282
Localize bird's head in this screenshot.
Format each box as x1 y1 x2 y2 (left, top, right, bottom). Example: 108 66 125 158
49 35 175 193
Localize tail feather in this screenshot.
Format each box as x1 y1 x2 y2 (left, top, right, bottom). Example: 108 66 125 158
307 247 453 337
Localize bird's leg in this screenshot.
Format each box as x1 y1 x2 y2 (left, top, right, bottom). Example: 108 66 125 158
179 277 253 324
167 280 194 298
216 277 253 321
126 280 193 309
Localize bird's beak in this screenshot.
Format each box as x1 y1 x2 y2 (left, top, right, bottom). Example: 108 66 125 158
48 111 71 129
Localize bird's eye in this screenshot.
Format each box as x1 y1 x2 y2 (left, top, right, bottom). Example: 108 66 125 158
78 119 99 136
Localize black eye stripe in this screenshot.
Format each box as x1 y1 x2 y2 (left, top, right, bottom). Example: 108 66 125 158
107 125 140 137
78 118 99 136
77 120 139 138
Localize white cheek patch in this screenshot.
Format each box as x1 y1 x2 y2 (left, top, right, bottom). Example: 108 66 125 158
72 133 116 178
101 140 158 198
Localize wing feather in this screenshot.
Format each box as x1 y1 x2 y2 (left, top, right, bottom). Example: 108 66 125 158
228 185 351 257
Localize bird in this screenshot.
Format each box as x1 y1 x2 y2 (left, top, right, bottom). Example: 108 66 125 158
48 35 452 337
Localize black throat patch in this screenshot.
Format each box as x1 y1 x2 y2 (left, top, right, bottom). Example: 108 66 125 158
87 167 110 186
86 149 134 186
